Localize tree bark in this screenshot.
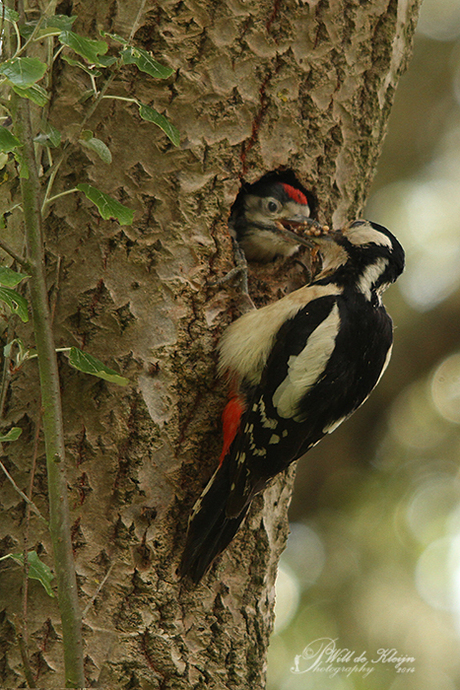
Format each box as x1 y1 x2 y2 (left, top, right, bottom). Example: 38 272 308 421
0 0 421 687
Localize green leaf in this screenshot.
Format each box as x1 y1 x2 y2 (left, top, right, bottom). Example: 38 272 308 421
0 127 21 153
20 24 58 40
34 121 61 148
0 286 29 322
68 347 129 385
58 30 113 66
0 57 47 87
0 552 55 597
46 14 77 32
26 552 54 596
0 427 22 442
13 150 29 178
139 105 179 146
20 14 77 40
76 183 134 225
79 131 112 164
11 83 48 107
94 54 117 68
138 104 180 147
3 338 36 366
0 2 19 22
61 53 102 77
101 31 128 45
0 266 30 287
79 89 95 104
121 47 174 79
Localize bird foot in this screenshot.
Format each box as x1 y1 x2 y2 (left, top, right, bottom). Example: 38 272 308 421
213 240 256 312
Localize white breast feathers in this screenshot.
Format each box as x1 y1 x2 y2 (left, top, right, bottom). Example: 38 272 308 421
218 284 342 387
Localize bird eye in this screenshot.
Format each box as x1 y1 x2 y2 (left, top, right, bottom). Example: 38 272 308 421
266 199 280 213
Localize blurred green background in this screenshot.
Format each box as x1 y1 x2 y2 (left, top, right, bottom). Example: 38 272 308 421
267 1 460 688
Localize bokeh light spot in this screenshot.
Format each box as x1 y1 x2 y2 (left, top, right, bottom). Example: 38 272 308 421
415 537 453 610
389 380 446 449
417 0 460 41
406 476 458 543
281 523 326 589
431 353 460 423
274 563 300 634
367 180 460 310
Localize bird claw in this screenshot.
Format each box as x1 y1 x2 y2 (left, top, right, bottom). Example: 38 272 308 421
213 240 256 311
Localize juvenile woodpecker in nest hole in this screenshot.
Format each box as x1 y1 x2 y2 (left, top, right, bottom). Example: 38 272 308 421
180 214 405 583
229 180 317 263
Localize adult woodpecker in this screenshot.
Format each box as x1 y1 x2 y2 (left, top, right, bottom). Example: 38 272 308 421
229 180 319 262
180 219 405 583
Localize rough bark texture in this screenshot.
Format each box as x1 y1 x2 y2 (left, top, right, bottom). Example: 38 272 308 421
0 0 420 687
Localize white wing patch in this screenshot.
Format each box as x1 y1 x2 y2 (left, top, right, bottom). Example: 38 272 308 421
218 283 342 387
257 397 278 429
189 466 220 520
272 303 341 421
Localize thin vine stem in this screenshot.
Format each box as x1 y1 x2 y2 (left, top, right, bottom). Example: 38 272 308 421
81 564 114 619
0 237 30 269
40 71 118 207
11 20 21 54
0 335 12 421
0 459 48 526
39 0 147 212
42 187 78 212
14 620 36 688
13 0 55 59
19 417 42 688
101 95 138 104
13 95 85 689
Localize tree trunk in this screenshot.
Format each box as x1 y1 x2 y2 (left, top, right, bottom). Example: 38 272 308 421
0 0 420 687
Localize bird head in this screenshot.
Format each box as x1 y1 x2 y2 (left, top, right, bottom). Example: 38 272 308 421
310 220 405 297
231 181 322 262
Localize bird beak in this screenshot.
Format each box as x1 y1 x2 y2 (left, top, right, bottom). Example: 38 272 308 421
275 218 333 249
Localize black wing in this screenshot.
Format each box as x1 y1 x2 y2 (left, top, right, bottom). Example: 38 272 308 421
225 291 393 517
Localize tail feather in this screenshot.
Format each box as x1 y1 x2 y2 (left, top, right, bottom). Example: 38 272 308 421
179 463 249 583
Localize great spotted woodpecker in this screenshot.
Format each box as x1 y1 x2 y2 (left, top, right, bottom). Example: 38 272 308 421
180 219 405 582
229 180 319 262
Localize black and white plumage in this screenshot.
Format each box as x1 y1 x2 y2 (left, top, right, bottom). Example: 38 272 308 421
180 220 405 582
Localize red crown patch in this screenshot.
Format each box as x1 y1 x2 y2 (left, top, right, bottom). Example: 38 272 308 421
281 183 309 206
